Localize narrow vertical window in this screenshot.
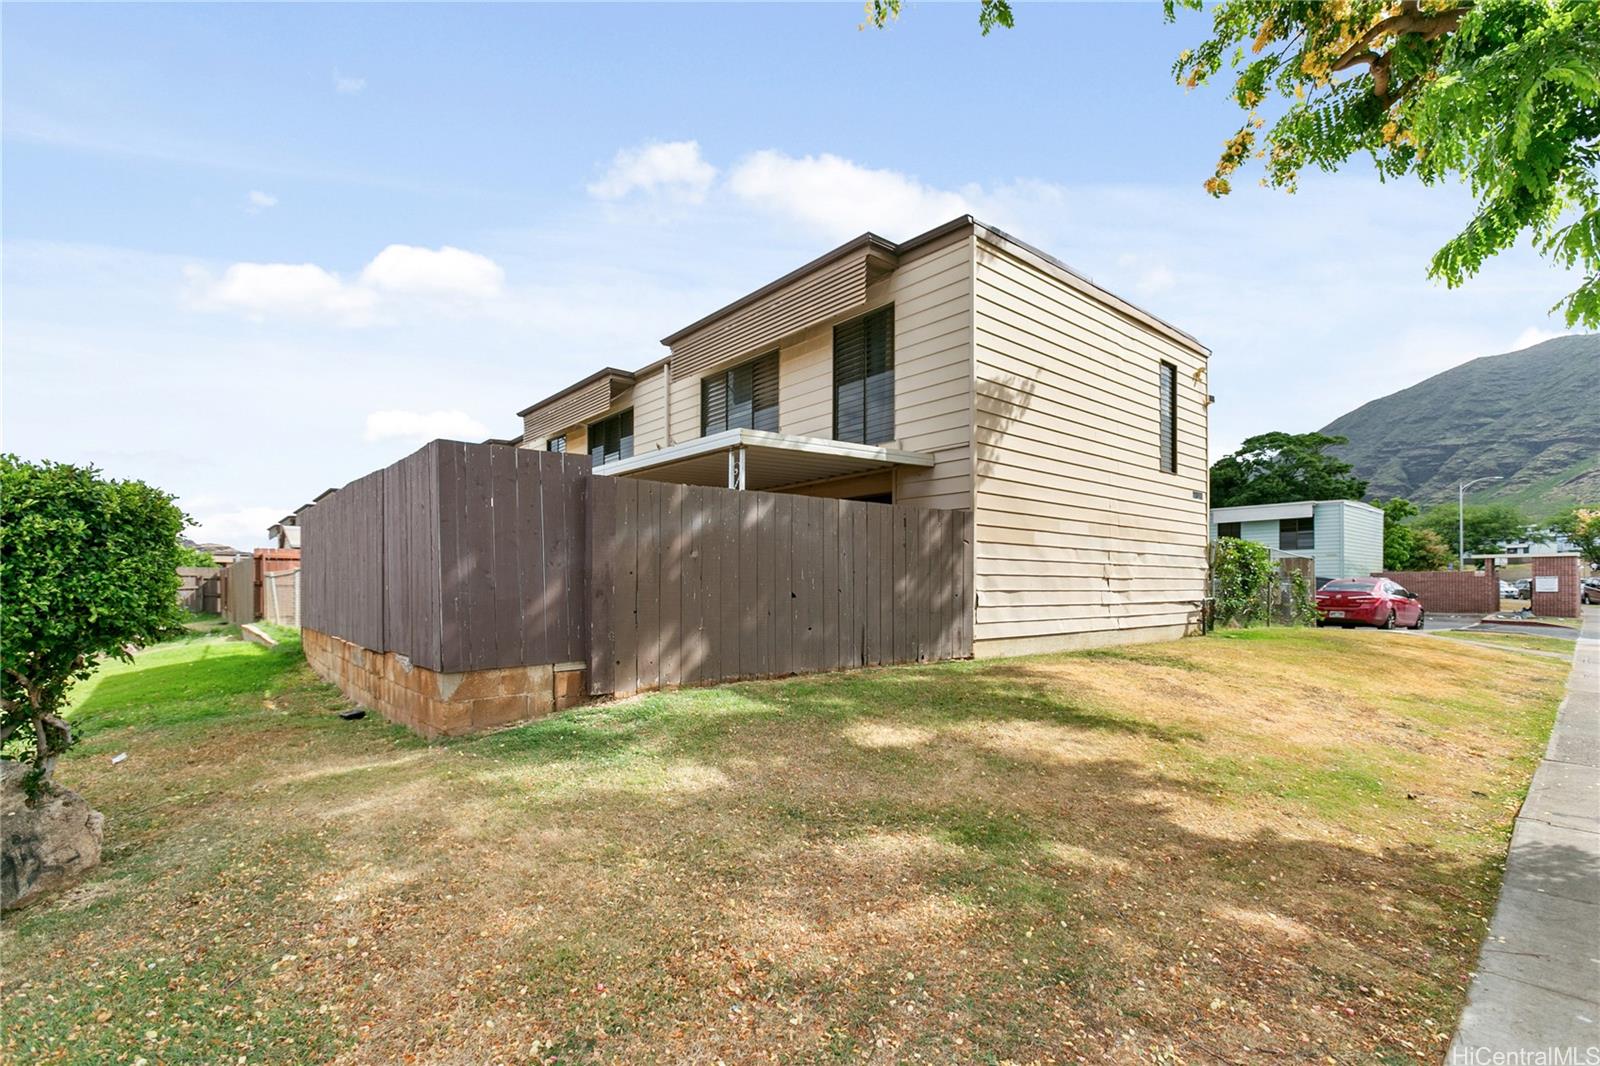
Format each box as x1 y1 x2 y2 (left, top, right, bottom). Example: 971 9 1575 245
833 306 894 444
546 435 566 453
1158 361 1178 473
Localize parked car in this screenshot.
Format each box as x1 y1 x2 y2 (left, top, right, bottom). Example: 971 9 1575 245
1315 577 1425 630
1499 580 1519 599
1515 579 1533 600
1583 577 1600 606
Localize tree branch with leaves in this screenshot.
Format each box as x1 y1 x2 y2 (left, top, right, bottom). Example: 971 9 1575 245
1166 0 1600 326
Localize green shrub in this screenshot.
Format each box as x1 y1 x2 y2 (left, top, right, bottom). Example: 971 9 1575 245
1211 537 1277 628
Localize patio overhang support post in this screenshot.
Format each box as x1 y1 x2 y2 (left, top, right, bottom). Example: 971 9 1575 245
727 446 747 490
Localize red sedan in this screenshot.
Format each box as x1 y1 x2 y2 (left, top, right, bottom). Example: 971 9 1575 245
1315 578 1425 630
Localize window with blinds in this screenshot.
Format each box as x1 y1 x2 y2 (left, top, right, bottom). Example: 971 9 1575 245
546 435 566 453
833 305 894 445
587 409 633 467
1158 361 1178 473
701 351 779 435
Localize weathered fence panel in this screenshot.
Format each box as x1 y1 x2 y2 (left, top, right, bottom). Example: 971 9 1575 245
301 467 387 652
301 440 591 673
177 567 221 614
588 478 972 697
222 558 256 625
261 568 301 627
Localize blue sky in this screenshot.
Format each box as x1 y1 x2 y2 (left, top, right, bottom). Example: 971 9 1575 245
3 2 1579 546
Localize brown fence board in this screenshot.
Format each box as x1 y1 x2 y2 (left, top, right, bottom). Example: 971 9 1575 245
306 441 969 700
636 481 661 692
587 475 616 695
585 481 972 697
304 441 590 675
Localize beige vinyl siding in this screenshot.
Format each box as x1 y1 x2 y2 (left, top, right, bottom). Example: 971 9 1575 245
777 328 833 439
971 235 1209 655
667 373 698 444
631 367 669 455
887 234 974 510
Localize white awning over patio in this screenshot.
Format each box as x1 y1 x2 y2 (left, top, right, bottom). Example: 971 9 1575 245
597 428 934 492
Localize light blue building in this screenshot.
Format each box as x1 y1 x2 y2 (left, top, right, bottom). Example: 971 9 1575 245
1209 499 1385 585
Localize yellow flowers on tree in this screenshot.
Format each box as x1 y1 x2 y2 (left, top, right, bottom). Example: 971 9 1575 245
867 0 1600 327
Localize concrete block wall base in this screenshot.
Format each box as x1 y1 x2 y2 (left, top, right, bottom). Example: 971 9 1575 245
302 628 586 738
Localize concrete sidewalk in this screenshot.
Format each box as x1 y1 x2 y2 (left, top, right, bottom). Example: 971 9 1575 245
1450 606 1599 1057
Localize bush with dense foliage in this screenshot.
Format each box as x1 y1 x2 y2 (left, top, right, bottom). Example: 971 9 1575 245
1 455 187 791
1211 536 1281 626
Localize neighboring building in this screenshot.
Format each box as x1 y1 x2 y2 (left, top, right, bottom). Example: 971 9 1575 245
512 216 1211 656
1209 499 1383 584
268 514 302 550
1495 526 1582 557
182 539 248 566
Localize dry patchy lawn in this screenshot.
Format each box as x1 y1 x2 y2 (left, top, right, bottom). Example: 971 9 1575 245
0 627 1567 1065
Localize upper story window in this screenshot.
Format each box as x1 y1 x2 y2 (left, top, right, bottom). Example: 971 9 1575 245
1279 517 1315 552
1216 521 1241 539
546 435 566 453
588 409 633 467
702 351 779 436
834 305 894 445
1158 361 1178 473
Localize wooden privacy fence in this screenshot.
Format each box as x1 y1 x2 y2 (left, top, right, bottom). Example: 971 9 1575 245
222 558 256 625
588 479 972 697
177 567 221 614
302 440 974 702
300 441 590 673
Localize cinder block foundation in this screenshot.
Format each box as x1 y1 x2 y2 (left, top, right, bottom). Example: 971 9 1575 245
302 628 586 737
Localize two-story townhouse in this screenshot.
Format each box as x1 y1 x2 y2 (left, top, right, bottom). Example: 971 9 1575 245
511 216 1211 656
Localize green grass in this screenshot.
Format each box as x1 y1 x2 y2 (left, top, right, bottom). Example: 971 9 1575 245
1 625 1569 1065
1434 630 1577 655
67 631 310 734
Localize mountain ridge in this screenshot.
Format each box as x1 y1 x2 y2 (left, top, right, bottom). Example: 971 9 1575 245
1318 334 1599 517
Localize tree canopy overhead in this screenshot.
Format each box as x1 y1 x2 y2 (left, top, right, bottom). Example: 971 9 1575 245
1172 0 1599 326
1210 431 1369 507
868 0 1600 327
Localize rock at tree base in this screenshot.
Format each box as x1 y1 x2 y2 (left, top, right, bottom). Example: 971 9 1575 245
1 760 104 911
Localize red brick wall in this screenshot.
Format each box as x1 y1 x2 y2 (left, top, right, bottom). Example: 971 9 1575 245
1375 561 1498 615
1530 556 1582 618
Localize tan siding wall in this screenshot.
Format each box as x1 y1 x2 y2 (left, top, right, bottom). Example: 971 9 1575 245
888 235 974 511
971 237 1208 655
631 368 668 456
778 327 833 439
668 373 698 443
653 231 975 511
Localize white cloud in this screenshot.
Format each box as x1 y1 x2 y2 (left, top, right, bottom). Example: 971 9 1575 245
364 409 488 443
1510 326 1570 351
334 71 366 95
359 244 505 298
725 150 974 242
187 505 288 549
185 261 377 323
185 244 505 323
588 140 717 203
246 190 278 213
